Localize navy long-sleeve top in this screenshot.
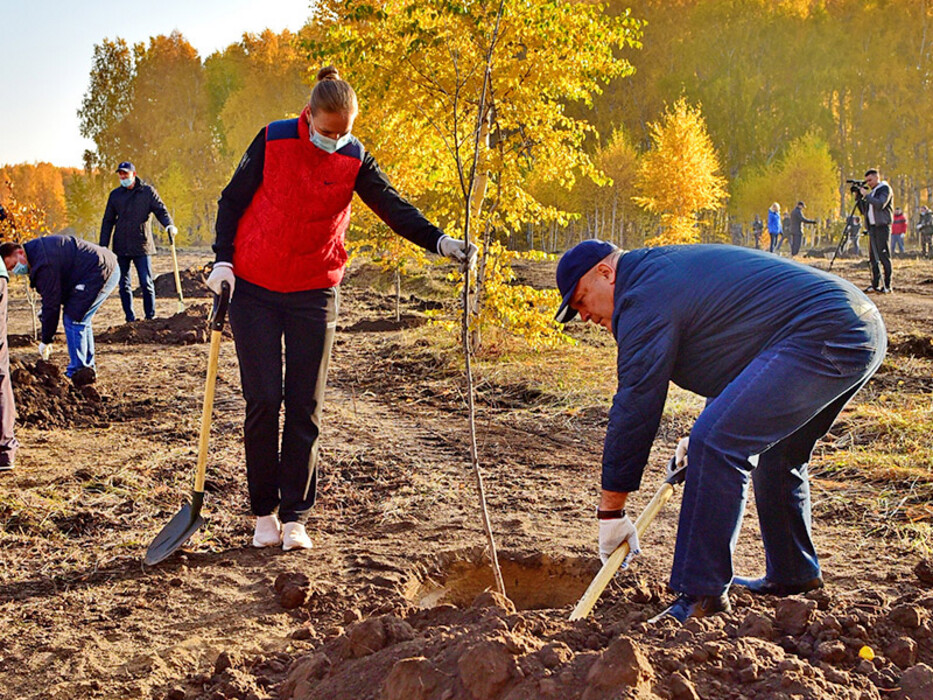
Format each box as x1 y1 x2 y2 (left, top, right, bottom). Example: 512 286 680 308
602 244 877 493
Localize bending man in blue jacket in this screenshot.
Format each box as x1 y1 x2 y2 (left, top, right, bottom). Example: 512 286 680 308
1 236 119 384
555 240 886 623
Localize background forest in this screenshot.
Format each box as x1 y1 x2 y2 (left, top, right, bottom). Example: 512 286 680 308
2 0 931 252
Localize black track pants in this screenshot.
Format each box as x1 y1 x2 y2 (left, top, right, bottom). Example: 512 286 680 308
867 224 892 290
228 279 338 524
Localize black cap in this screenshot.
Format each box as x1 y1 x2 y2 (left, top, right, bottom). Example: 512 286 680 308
116 161 135 173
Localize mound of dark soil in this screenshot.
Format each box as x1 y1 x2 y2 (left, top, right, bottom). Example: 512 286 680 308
888 331 933 359
271 585 933 700
341 315 428 333
8 333 39 348
10 359 153 429
162 545 933 700
138 266 211 299
97 304 230 345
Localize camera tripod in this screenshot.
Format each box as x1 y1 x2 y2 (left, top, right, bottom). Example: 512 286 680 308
829 198 862 271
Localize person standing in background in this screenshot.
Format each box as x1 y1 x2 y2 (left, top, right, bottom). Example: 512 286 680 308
917 206 933 258
845 214 862 257
751 214 763 250
789 201 816 257
856 169 893 294
99 162 178 322
768 203 782 253
890 207 907 255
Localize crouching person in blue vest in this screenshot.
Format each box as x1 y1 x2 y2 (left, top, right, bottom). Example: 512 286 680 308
554 240 886 623
1 236 119 386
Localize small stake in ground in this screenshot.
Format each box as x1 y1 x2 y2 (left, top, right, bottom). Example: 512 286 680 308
569 459 686 620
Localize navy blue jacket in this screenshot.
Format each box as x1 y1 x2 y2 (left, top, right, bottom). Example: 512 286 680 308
603 245 878 493
99 177 173 257
24 236 117 344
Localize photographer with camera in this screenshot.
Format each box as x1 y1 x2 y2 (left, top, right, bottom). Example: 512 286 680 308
854 169 893 293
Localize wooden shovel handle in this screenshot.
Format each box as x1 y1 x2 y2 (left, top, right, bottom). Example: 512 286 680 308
193 283 230 493
170 241 185 307
569 482 675 621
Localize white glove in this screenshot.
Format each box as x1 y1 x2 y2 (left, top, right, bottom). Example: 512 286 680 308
675 437 689 468
437 235 478 268
166 225 178 242
206 262 235 299
38 342 52 360
598 514 640 567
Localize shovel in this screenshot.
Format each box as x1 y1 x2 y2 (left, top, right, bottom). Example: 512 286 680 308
144 282 230 566
569 457 686 620
170 234 185 313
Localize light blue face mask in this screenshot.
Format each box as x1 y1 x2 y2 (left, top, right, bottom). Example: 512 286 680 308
120 177 134 187
12 262 28 276
310 129 353 154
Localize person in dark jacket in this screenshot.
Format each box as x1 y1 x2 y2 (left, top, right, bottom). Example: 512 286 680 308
917 205 933 258
99 162 177 322
776 211 792 253
207 66 477 552
856 169 893 293
751 214 763 250
0 261 17 471
554 240 885 623
845 214 862 256
1 236 118 384
789 201 816 256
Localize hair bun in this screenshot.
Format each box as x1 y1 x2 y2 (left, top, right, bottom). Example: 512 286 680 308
317 65 340 82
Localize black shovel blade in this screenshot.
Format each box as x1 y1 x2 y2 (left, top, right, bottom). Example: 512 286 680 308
144 492 205 566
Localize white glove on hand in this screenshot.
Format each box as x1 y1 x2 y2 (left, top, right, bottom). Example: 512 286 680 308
437 235 478 268
675 437 689 468
38 342 52 361
206 262 235 299
598 515 640 567
166 225 178 242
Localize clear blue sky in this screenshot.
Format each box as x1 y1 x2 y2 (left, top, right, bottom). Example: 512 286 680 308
0 0 314 168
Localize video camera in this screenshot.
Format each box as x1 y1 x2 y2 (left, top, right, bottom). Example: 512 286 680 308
847 179 866 195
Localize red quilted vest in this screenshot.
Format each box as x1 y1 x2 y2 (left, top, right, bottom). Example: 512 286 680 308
233 106 363 292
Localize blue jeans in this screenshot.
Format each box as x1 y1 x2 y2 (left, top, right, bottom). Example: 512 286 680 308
891 233 905 254
63 267 119 377
118 254 155 321
669 306 886 597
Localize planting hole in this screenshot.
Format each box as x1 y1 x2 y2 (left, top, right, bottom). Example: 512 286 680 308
407 551 598 611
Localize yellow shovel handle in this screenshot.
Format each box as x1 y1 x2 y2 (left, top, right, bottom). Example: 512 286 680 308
170 241 185 308
569 482 675 621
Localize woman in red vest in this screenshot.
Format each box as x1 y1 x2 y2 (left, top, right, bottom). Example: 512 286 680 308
208 66 475 552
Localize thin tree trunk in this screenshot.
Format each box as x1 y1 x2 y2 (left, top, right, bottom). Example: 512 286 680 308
457 0 507 598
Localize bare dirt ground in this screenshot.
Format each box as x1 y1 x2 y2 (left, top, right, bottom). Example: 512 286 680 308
0 248 931 700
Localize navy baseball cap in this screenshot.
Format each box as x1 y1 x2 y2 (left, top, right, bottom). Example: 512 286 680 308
116 161 135 173
554 239 617 323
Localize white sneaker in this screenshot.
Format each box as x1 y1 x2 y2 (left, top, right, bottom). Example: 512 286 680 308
252 514 282 548
281 522 313 551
